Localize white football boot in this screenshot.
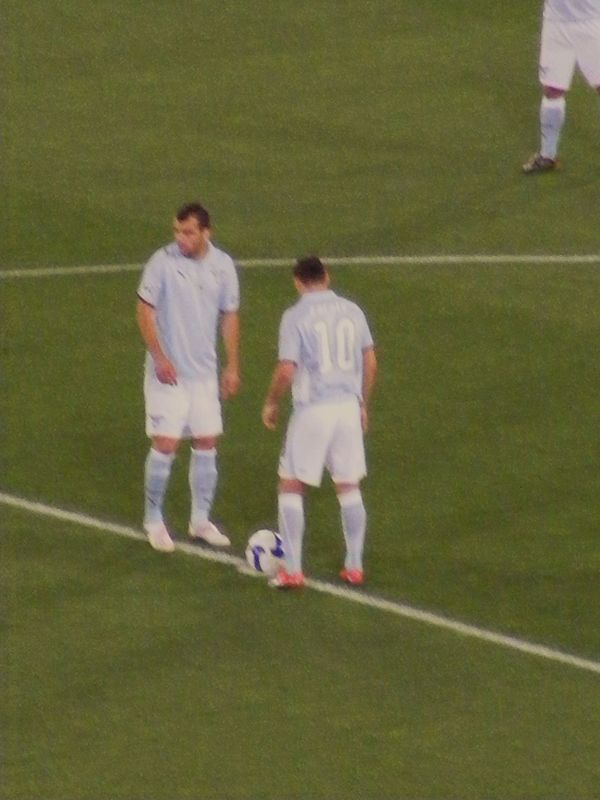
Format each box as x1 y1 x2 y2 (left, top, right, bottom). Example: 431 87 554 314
144 521 175 553
188 521 231 547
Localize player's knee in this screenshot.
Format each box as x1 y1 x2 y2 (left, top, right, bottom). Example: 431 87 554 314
152 436 180 455
336 486 363 512
192 436 219 450
542 86 566 99
278 478 304 495
335 482 360 496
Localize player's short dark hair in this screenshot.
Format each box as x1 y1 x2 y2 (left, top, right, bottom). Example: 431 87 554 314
293 256 327 285
176 202 211 230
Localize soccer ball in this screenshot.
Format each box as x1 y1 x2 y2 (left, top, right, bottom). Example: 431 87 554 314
245 529 285 577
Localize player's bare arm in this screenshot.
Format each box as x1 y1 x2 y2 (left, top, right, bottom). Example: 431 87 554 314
361 346 377 433
262 360 296 430
220 310 241 399
136 299 177 385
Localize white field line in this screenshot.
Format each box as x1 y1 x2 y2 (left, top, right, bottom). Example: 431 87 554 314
2 490 599 676
1 253 600 279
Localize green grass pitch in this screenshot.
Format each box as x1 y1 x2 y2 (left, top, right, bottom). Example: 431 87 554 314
3 1 600 799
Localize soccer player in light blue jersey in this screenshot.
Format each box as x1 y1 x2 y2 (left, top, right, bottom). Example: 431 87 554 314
262 256 377 588
137 203 240 552
523 0 600 173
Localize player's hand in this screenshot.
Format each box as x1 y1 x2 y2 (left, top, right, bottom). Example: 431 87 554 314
154 354 178 385
262 401 279 430
221 365 241 399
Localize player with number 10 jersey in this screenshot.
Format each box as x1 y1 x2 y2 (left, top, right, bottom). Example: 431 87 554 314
277 273 374 489
262 257 377 588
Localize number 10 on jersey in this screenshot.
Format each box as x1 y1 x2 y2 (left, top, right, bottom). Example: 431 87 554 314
314 318 356 373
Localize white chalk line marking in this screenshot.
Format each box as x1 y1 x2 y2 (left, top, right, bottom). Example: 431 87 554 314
2 491 599 676
1 254 600 279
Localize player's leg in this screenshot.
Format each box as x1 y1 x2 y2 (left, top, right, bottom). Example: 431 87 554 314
143 372 187 551
271 406 329 587
187 378 230 546
273 477 307 586
335 483 367 585
144 435 180 533
189 437 218 528
188 436 230 546
523 19 574 173
539 85 567 160
328 400 368 584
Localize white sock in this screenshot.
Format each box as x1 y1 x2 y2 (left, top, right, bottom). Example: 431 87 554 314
144 449 175 526
540 96 566 160
189 448 218 526
338 489 366 571
278 493 304 574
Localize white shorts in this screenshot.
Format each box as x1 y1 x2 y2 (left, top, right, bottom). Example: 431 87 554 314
144 372 222 439
539 17 600 89
278 399 366 487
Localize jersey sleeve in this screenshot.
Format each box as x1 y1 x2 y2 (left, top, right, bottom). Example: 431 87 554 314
357 307 375 350
219 257 240 312
278 308 300 363
137 251 164 307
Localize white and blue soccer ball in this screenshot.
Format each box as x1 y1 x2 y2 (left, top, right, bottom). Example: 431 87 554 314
245 529 285 577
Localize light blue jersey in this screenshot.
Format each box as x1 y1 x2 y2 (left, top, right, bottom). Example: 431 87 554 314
278 289 374 407
138 242 239 380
